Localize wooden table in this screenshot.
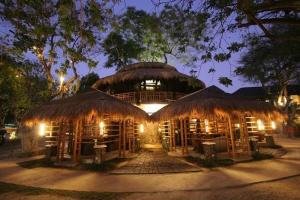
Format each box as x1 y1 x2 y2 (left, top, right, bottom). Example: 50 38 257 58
94 144 107 164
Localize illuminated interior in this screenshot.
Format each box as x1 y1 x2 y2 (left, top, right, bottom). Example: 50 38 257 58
136 103 167 115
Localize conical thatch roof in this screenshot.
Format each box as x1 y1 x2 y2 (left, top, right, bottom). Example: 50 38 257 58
151 86 283 121
23 89 148 124
92 62 205 88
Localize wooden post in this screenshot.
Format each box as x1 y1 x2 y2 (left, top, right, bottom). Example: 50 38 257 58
56 121 63 162
180 119 184 155
118 121 122 157
170 120 174 151
128 121 132 153
242 116 251 155
224 117 230 155
185 118 188 154
122 120 126 157
173 120 176 151
72 120 78 162
228 117 236 158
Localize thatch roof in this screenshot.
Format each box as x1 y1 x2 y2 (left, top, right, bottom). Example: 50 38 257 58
151 86 283 121
92 62 205 88
23 89 148 124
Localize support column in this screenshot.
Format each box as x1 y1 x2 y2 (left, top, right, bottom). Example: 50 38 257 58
225 117 231 155
242 116 251 155
180 119 184 155
118 121 122 157
184 118 188 154
228 117 236 158
72 120 79 162
122 120 126 157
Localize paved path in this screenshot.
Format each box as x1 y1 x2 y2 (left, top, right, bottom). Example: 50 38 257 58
111 149 201 174
0 137 299 193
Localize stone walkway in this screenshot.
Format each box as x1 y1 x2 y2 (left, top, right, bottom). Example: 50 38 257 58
0 136 299 193
111 149 201 174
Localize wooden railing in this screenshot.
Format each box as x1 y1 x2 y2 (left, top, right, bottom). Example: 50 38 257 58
112 91 186 104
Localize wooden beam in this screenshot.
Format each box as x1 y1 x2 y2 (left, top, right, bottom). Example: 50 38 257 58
185 118 188 154
122 120 126 157
180 119 184 155
72 120 78 162
242 116 252 156
118 121 122 157
228 117 236 158
225 117 231 156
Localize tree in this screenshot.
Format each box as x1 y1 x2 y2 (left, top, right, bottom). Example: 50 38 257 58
235 26 300 123
149 1 300 86
0 0 115 97
152 0 300 40
78 72 99 93
0 53 50 126
103 6 209 70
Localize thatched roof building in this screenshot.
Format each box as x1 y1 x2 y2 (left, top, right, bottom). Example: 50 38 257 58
151 86 283 121
23 89 148 125
93 62 205 87
92 62 205 94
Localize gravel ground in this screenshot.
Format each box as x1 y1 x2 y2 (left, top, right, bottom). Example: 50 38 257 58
1 175 300 200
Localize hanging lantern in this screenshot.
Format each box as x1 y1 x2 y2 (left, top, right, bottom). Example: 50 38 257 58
139 124 144 133
271 121 276 130
257 119 265 131
39 123 46 136
99 121 105 136
204 119 209 133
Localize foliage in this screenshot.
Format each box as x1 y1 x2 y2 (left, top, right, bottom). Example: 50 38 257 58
218 76 232 87
78 72 99 93
235 26 300 94
149 0 300 85
103 6 209 70
0 0 115 96
0 53 50 125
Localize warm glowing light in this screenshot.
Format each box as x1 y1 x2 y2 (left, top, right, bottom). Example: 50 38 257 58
158 127 161 132
277 96 287 106
99 121 105 136
257 119 265 131
137 104 167 115
9 131 16 140
204 119 209 133
39 123 46 136
234 123 240 128
271 121 276 130
60 75 65 86
33 46 37 50
139 124 144 133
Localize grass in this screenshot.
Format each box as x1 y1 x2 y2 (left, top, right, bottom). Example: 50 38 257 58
185 156 234 168
0 181 125 200
252 152 274 160
17 157 128 172
18 158 54 168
